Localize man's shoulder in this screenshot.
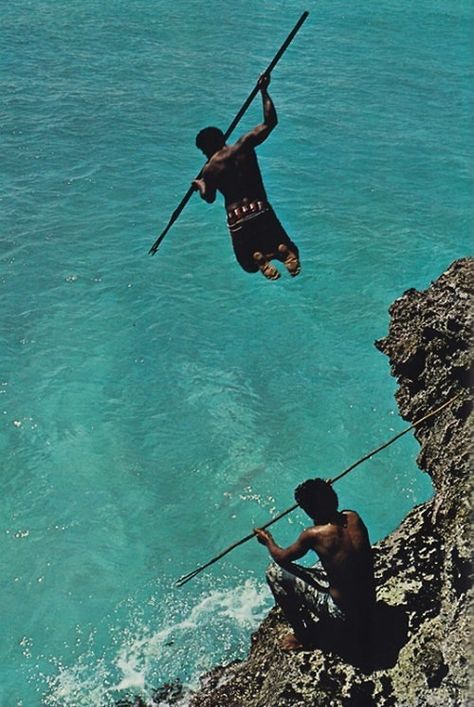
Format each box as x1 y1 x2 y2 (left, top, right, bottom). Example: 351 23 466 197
303 525 320 536
204 146 234 171
300 526 323 544
202 158 218 174
341 509 360 519
342 510 369 532
305 524 331 542
233 135 258 154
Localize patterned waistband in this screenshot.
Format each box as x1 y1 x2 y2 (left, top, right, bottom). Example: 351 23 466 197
227 200 269 231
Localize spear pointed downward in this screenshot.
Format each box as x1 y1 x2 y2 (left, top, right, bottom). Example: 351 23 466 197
148 11 309 256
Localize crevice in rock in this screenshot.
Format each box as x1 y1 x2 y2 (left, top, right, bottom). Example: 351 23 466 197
426 661 449 689
451 547 471 598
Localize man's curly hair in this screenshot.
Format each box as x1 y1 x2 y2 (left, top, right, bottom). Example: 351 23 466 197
195 126 225 153
294 478 338 520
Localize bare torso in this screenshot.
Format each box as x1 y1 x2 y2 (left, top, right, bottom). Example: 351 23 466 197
202 143 268 210
309 511 375 614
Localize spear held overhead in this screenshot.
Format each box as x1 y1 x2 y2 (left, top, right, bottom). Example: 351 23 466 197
148 11 309 256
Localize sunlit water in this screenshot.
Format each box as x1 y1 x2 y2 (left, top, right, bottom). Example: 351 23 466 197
2 1 472 704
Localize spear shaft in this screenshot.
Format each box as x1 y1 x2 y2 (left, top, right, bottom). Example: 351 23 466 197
176 392 462 587
148 11 309 256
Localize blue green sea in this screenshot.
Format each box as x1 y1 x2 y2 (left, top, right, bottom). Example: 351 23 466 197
2 1 472 704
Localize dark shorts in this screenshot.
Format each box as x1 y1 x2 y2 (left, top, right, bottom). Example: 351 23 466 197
228 207 298 273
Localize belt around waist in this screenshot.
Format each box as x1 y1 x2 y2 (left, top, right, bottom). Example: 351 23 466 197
227 200 269 227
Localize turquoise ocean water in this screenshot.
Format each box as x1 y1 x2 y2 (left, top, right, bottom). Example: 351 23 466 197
2 1 472 704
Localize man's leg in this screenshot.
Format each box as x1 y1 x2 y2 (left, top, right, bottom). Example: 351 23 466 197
276 243 301 277
261 210 301 277
239 213 284 280
253 251 280 280
231 227 280 279
265 562 318 648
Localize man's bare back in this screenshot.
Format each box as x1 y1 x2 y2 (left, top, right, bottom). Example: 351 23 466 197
200 142 267 210
193 74 300 280
255 479 376 649
303 510 375 613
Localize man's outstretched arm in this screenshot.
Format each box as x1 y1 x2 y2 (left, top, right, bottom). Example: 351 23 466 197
237 74 278 149
254 527 312 565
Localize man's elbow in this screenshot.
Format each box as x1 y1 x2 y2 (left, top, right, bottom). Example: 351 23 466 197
266 117 278 133
255 121 276 146
273 548 291 564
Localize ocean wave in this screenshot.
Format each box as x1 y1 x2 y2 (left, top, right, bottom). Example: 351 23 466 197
42 578 271 706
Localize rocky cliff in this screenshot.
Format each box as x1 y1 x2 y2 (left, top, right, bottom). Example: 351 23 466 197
185 258 472 707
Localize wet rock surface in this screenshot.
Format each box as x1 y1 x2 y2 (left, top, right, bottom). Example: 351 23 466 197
185 258 472 707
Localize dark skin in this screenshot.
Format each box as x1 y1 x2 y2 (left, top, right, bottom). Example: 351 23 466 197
255 507 375 650
192 73 276 209
193 75 299 279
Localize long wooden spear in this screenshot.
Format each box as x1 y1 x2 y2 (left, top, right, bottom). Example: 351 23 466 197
148 11 309 256
175 391 462 587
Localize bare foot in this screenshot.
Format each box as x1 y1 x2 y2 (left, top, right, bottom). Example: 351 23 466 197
277 244 301 277
253 251 280 280
280 633 305 651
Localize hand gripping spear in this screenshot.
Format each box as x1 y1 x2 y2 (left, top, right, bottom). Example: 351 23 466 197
148 11 309 256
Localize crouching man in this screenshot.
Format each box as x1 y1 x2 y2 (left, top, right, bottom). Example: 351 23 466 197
255 478 375 651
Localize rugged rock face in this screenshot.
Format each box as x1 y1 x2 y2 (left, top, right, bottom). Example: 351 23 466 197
186 258 472 707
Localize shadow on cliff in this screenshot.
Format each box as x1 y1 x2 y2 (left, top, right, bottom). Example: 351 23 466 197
368 601 409 669
310 601 408 673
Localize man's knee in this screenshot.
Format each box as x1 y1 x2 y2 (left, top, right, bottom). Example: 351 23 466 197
240 262 259 273
234 251 259 272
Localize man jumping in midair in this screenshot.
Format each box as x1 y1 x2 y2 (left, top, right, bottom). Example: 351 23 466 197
192 74 300 281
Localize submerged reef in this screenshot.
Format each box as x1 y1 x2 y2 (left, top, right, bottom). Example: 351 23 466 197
184 258 472 707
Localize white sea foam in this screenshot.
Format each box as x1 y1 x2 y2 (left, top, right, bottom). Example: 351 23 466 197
43 658 111 707
43 579 270 706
